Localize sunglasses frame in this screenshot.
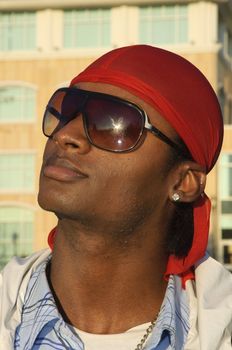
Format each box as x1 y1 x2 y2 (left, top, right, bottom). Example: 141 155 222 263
43 87 187 156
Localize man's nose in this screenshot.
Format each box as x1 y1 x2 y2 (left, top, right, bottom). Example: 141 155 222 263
52 114 91 154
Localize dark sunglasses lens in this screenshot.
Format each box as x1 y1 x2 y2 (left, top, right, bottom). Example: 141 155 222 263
85 98 144 151
43 89 85 136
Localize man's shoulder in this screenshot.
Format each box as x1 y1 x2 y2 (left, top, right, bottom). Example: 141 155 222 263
195 255 232 284
0 249 51 301
0 249 51 347
184 256 232 350
189 255 232 304
0 249 51 289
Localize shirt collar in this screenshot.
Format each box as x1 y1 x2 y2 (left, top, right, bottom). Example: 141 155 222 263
16 257 189 350
147 274 190 349
15 257 82 349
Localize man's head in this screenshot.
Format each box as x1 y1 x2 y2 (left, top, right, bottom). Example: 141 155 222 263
39 45 223 277
39 83 187 244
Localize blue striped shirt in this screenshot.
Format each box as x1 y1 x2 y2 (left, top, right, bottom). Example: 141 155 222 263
14 257 189 349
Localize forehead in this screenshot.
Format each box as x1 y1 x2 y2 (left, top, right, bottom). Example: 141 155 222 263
75 81 179 141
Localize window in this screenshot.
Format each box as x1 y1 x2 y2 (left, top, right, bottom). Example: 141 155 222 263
219 154 232 213
0 12 36 51
218 86 226 120
0 85 36 122
224 97 232 125
218 154 232 266
223 245 232 264
218 17 232 60
139 5 188 45
63 8 111 48
218 18 225 45
218 87 232 125
228 98 232 124
0 206 34 268
223 30 232 58
0 153 35 192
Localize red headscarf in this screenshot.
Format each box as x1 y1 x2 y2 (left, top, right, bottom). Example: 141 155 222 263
49 45 224 283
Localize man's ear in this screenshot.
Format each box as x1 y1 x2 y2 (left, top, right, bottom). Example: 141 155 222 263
168 161 206 203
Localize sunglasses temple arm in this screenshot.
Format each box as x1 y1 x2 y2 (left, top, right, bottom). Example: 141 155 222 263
146 123 187 157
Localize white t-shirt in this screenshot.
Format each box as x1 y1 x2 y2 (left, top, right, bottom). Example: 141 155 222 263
74 322 151 350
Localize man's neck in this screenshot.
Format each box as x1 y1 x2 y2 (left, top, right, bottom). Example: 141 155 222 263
48 219 168 334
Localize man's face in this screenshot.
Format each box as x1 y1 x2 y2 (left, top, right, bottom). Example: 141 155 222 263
38 83 178 234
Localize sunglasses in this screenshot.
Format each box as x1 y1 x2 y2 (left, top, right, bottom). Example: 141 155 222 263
43 87 186 155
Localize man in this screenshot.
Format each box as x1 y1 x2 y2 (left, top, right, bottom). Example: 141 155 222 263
0 45 231 349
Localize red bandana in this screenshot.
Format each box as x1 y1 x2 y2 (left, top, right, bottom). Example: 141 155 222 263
48 45 223 284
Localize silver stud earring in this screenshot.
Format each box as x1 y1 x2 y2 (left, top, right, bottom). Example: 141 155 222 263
172 192 180 202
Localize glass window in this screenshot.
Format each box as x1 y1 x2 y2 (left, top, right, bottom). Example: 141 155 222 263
222 201 232 214
218 153 232 266
220 160 232 198
228 33 232 56
139 5 188 45
0 86 36 122
0 12 36 51
228 99 232 125
0 207 34 268
218 88 232 125
0 153 35 191
221 154 232 164
222 229 232 239
218 18 225 44
218 16 232 59
63 8 111 48
223 245 232 264
221 216 232 239
218 87 225 120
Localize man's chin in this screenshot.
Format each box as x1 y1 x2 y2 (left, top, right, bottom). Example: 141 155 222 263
37 192 56 213
37 193 80 221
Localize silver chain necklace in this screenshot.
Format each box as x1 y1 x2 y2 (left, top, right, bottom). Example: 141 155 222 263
134 313 159 350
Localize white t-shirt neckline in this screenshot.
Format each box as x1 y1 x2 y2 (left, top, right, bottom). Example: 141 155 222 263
73 322 152 350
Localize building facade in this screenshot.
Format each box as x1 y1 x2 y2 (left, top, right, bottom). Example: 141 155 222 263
0 0 232 269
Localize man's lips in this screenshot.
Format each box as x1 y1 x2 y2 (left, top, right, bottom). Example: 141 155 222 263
43 158 88 182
